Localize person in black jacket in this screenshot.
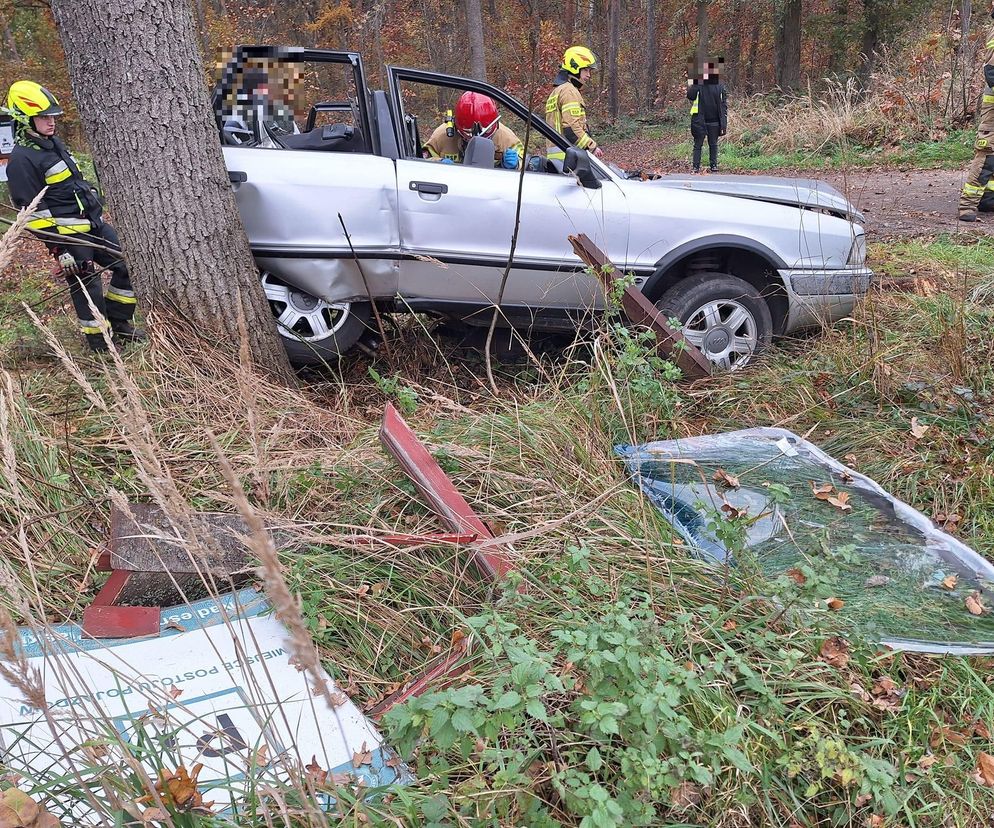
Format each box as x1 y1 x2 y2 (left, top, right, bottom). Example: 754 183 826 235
687 59 728 173
4 80 140 352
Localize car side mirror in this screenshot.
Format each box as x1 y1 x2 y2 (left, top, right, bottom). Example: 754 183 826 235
564 147 601 189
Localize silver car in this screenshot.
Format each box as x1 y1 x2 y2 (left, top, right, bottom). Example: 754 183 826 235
214 47 871 369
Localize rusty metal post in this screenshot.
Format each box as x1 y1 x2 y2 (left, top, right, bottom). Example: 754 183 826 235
568 233 712 379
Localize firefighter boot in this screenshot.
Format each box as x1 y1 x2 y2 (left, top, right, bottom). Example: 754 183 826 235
959 210 978 222
85 333 109 353
111 320 146 346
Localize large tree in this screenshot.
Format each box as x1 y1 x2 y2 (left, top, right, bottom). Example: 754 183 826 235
49 0 295 383
774 0 802 93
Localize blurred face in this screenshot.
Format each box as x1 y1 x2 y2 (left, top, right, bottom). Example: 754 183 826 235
32 115 56 136
579 67 592 83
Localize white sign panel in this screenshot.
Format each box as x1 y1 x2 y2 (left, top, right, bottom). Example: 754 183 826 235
0 589 409 823
0 121 13 183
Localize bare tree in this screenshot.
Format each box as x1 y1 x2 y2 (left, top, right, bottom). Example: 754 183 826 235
607 0 620 119
695 0 709 68
465 0 487 81
775 0 802 93
726 0 742 87
50 0 295 383
645 0 658 110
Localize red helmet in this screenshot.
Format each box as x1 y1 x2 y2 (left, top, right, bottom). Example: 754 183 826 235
454 91 500 140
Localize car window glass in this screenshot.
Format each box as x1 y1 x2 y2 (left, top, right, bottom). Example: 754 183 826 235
396 79 545 168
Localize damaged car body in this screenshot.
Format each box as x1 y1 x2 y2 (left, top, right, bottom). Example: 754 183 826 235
213 46 872 368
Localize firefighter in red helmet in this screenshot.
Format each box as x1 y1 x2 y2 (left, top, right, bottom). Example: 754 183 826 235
423 91 523 169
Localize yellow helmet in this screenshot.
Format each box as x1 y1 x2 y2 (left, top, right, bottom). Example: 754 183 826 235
562 46 598 75
5 81 63 128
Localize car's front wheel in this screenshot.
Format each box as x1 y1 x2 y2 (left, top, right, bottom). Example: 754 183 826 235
656 273 772 371
261 272 370 366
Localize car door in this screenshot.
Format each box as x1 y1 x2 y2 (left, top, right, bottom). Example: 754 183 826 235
387 67 630 314
215 47 401 304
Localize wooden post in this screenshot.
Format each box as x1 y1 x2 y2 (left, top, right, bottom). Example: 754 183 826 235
568 233 713 380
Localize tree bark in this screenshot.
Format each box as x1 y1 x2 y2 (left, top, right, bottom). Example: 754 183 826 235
564 0 576 41
959 0 973 116
464 0 487 81
857 0 883 90
695 0 709 69
774 0 802 93
607 0 620 119
50 0 295 383
645 0 658 109
1 22 20 62
828 0 850 78
745 12 761 93
725 0 742 87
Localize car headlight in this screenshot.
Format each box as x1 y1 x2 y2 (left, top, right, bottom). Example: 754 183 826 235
847 235 866 266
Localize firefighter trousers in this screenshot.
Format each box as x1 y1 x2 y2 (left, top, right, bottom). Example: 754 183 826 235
959 131 994 214
57 221 136 336
692 121 721 170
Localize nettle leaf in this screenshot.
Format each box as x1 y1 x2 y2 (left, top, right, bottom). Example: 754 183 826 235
451 708 477 733
493 690 522 710
526 698 549 722
586 747 603 772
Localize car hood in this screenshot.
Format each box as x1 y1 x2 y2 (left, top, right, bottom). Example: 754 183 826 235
649 174 865 224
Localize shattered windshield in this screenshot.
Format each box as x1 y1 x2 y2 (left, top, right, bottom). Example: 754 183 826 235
618 428 994 654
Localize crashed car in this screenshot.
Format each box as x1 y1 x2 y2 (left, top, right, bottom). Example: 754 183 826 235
213 47 871 369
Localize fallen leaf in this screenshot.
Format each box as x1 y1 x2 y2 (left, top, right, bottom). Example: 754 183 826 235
827 597 845 611
329 690 349 708
909 416 929 439
820 636 850 668
142 807 168 823
369 581 386 595
917 754 938 770
864 575 891 588
164 621 186 632
854 792 872 807
850 681 872 702
305 755 328 786
930 726 968 748
356 584 370 598
827 491 852 511
869 676 904 712
0 789 39 826
168 686 183 700
844 453 859 466
352 741 373 768
942 575 959 590
972 720 991 739
713 468 740 489
722 619 737 631
839 470 854 483
721 502 746 520
450 629 467 648
252 744 269 768
786 568 808 586
966 593 986 616
155 764 204 810
869 814 885 827
976 751 994 786
670 780 702 810
812 482 835 500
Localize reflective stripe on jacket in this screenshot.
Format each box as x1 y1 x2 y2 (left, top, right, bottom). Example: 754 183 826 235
6 131 102 238
545 71 596 158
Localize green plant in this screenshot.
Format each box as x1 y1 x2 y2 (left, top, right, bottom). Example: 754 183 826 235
368 366 419 415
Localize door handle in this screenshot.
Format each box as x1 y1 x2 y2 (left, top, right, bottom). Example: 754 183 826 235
229 171 248 184
409 180 447 195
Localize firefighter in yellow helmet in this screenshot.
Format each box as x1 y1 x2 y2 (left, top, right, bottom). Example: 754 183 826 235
4 81 141 351
959 2 994 221
545 46 603 162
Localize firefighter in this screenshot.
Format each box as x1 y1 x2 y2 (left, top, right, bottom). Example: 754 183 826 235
687 60 728 173
959 4 994 221
545 46 602 161
4 81 140 352
423 91 523 169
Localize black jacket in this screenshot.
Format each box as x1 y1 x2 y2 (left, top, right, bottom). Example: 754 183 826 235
6 131 102 221
687 81 728 132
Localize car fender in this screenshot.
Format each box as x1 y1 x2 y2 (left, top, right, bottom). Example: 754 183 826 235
640 234 788 300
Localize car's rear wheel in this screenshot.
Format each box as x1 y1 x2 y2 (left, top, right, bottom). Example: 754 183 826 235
656 273 772 371
261 272 370 366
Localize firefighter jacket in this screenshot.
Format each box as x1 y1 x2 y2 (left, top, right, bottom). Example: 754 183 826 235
545 70 596 158
687 80 728 133
6 128 103 240
424 122 524 167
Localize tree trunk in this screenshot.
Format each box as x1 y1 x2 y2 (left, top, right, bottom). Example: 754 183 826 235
607 0 620 119
828 0 850 77
564 0 576 41
774 0 802 93
726 0 742 87
745 12 761 93
464 0 487 81
1 23 20 62
960 0 973 116
50 0 295 383
645 0 658 109
695 0 709 69
858 0 883 90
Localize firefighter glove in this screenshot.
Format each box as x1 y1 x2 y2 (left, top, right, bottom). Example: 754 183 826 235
440 158 455 164
58 251 83 277
502 148 519 169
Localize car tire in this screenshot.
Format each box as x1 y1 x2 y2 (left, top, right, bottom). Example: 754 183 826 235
261 272 371 366
655 272 772 371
